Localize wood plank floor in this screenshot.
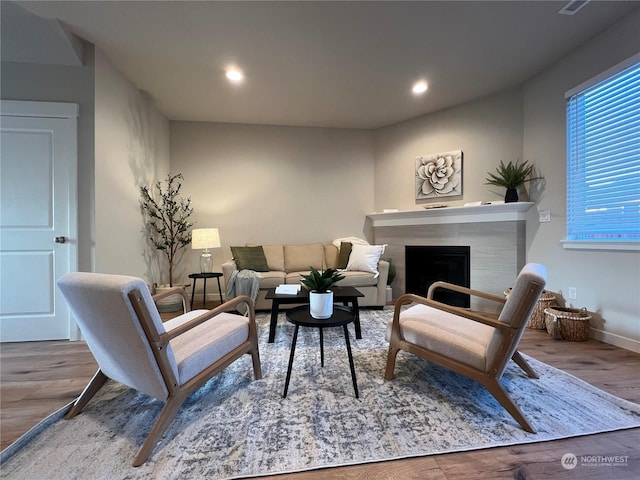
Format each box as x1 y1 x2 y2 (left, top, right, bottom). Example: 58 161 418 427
1 310 639 479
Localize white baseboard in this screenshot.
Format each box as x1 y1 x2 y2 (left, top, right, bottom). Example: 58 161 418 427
590 328 640 354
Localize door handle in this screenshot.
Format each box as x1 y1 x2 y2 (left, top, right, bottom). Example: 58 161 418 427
54 236 67 244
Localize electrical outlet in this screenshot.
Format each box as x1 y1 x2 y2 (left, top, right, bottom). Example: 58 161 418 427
568 287 577 300
539 210 551 223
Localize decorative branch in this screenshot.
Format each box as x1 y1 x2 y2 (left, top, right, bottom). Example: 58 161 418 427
140 173 194 286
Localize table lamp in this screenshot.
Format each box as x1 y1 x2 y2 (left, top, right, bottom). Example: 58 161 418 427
191 228 221 273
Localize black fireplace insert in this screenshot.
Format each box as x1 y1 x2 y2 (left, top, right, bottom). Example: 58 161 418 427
405 245 470 307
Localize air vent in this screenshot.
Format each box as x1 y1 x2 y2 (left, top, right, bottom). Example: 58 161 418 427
558 0 591 15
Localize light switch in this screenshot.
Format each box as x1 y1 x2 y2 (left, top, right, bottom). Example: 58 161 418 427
539 210 551 223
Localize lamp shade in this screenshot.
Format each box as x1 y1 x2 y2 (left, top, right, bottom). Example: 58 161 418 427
191 228 221 250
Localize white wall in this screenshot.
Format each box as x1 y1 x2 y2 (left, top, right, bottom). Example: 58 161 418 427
170 121 374 278
94 49 170 283
523 9 640 351
373 88 524 211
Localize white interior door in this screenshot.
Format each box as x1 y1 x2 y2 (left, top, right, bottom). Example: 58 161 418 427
0 100 78 342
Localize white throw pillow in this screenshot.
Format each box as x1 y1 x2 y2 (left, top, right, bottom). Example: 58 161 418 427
332 237 369 249
346 244 386 278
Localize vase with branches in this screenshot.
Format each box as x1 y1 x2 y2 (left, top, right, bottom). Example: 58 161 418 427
140 173 194 287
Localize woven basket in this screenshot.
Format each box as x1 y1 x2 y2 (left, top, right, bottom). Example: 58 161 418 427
544 306 591 341
504 289 557 329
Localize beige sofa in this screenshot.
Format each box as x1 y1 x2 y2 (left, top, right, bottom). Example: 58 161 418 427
222 242 389 310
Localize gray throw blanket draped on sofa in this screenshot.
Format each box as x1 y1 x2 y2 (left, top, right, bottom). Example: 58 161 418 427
226 269 260 315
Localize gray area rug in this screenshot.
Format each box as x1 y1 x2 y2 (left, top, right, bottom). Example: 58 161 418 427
2 308 640 479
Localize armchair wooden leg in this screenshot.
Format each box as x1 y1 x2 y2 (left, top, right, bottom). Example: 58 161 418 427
482 378 536 434
133 395 185 467
512 351 539 379
64 369 108 419
251 348 262 380
384 344 400 380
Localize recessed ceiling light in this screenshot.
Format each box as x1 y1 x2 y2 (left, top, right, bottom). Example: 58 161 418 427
225 67 244 83
412 81 428 95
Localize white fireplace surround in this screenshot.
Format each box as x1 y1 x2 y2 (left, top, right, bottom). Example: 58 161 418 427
367 202 534 227
369 202 534 312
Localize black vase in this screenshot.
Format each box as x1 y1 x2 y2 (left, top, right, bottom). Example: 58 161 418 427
504 187 519 203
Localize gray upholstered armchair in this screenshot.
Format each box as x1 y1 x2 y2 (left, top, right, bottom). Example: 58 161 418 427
385 263 547 433
57 272 262 466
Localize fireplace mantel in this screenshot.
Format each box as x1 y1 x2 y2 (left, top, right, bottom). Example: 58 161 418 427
370 202 534 310
367 202 534 227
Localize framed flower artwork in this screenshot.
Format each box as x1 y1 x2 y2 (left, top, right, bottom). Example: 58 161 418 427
415 150 462 199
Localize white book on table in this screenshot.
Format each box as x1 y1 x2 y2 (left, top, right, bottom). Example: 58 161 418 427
275 284 301 295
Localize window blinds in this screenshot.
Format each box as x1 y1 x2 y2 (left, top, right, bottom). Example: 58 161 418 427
566 60 640 241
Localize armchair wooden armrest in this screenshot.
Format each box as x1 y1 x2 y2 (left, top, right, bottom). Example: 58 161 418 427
427 280 507 304
394 292 509 332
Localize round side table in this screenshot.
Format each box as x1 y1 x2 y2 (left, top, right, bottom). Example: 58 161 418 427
188 272 223 310
283 305 359 398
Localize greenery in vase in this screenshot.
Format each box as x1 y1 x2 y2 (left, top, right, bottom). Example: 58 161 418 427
384 257 396 286
300 267 345 293
140 173 194 287
484 159 541 189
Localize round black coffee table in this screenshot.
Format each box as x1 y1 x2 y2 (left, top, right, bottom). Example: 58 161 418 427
283 305 359 398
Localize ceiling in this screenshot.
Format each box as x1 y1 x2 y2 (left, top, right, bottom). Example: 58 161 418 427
8 0 640 129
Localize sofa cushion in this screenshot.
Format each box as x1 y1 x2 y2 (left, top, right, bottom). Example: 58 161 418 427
324 244 339 269
284 243 325 273
286 270 377 287
230 246 270 272
256 271 286 289
335 270 378 287
285 272 307 285
262 245 285 272
346 244 386 278
245 244 285 271
336 242 352 269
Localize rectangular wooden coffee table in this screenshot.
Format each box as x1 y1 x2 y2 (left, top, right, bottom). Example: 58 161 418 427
265 286 364 343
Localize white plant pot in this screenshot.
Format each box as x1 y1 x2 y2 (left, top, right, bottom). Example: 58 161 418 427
309 290 334 319
386 285 393 303
154 284 185 313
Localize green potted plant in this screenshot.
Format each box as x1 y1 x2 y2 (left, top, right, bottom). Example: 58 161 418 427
140 173 194 311
484 159 541 203
300 267 345 319
384 257 396 303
